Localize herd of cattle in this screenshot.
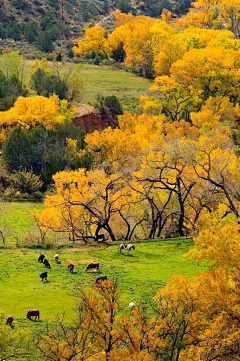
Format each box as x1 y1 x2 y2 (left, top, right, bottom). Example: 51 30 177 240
5 244 136 326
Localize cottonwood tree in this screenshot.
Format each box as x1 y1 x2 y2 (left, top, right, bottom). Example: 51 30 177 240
35 169 136 242
192 130 240 219
36 280 123 360
133 136 197 237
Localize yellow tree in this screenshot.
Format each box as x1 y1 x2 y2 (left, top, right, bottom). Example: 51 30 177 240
178 0 240 38
150 21 185 76
0 95 75 143
35 168 137 242
184 209 240 360
133 134 197 237
0 96 60 129
141 46 240 124
36 281 124 361
73 26 108 58
192 129 240 219
107 15 155 76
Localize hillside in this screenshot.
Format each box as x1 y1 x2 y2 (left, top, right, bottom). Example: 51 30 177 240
0 0 190 32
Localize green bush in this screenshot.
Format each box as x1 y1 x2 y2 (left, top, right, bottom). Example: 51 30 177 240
11 167 43 194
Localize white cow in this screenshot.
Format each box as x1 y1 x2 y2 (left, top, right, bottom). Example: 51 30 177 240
129 302 136 311
120 244 135 254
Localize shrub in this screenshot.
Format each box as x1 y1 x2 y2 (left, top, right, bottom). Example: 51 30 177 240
11 167 43 194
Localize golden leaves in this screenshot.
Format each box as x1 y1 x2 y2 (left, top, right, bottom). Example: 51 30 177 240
0 95 67 132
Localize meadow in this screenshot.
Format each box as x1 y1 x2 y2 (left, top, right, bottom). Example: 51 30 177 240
78 63 152 107
0 202 211 359
23 60 153 112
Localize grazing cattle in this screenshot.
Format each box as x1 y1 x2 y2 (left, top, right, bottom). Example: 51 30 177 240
6 315 13 326
40 271 48 282
43 259 51 268
38 254 45 263
95 276 108 284
54 254 59 262
67 262 74 273
27 310 40 320
129 302 136 311
120 244 135 254
85 262 100 272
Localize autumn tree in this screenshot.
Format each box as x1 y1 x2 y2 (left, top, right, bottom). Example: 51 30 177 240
178 0 240 38
73 26 108 59
107 14 155 77
0 94 75 145
133 135 197 237
142 46 240 124
183 209 240 360
35 312 98 360
34 169 138 242
36 280 123 360
192 129 240 219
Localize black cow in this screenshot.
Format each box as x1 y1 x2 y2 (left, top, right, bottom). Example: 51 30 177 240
43 259 51 268
95 276 108 284
85 262 100 272
27 310 40 320
38 254 45 263
40 271 48 282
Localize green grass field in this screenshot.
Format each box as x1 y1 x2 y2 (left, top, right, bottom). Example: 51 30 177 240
24 60 152 112
1 239 210 332
0 202 44 245
78 64 152 106
0 203 210 359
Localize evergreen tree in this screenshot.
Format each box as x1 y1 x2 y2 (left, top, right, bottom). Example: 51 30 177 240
2 126 32 171
111 41 126 62
24 22 38 43
36 31 54 53
118 0 132 13
159 0 173 15
6 22 21 41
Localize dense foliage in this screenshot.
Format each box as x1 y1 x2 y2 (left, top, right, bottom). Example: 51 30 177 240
1 121 87 190
0 0 240 359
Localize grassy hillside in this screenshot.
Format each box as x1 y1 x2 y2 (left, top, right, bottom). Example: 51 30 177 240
78 63 152 110
0 240 210 319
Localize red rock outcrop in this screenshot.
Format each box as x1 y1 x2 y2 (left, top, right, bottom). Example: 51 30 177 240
72 109 118 134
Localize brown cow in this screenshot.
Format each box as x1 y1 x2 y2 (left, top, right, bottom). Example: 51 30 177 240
85 262 100 272
6 315 13 326
27 310 40 320
67 262 74 273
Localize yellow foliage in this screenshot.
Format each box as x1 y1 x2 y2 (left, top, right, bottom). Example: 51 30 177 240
73 26 108 57
0 95 65 130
